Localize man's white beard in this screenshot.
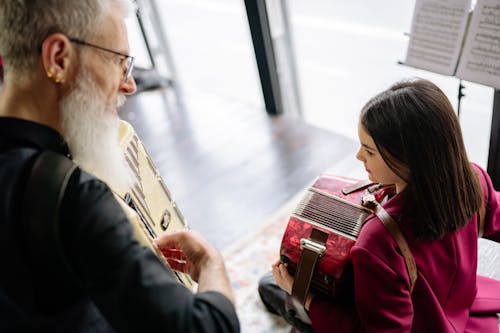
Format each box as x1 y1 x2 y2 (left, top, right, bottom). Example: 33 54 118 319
60 72 132 194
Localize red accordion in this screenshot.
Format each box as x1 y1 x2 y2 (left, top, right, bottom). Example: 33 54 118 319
279 174 399 304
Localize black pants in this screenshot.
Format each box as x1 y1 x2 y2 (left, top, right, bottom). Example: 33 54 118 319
258 272 314 333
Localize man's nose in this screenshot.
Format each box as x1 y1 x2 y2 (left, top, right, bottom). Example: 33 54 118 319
120 75 137 95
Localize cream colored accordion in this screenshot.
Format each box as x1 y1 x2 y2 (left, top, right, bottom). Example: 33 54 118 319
114 120 195 290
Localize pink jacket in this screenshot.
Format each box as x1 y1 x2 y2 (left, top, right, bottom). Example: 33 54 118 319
309 164 500 332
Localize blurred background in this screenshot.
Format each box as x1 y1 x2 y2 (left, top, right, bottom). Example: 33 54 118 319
127 0 494 168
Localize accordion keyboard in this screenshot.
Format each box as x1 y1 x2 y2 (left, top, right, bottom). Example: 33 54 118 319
116 120 195 290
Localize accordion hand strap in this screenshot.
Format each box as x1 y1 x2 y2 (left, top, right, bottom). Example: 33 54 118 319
373 202 417 294
291 228 328 305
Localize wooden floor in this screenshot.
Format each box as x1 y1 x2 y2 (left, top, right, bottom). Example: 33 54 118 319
120 87 363 250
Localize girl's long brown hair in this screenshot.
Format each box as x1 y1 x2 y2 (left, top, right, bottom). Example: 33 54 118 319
360 79 482 240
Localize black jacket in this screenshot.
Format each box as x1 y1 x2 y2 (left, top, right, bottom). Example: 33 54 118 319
0 117 239 333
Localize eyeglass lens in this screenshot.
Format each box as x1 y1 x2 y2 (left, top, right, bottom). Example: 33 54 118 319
124 57 134 82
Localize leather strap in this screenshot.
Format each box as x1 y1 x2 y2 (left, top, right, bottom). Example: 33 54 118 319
478 200 486 238
475 169 488 238
291 228 328 305
342 179 374 195
373 203 417 294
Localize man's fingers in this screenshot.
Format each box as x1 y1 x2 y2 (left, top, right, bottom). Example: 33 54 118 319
160 248 186 261
160 248 189 273
155 230 185 249
166 258 188 273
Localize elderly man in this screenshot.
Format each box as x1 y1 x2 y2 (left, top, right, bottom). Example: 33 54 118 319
0 1 239 332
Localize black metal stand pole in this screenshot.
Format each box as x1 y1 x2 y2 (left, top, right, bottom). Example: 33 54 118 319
487 89 500 189
244 0 283 116
457 80 465 117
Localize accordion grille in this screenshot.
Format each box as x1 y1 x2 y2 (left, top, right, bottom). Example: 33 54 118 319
294 190 370 238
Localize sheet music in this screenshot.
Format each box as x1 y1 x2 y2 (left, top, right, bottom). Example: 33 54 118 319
477 238 500 280
405 0 471 75
456 0 500 89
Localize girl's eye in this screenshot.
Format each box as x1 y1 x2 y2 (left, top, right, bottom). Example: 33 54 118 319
365 149 374 156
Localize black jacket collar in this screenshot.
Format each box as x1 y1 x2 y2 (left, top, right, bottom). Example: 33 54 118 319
0 117 71 157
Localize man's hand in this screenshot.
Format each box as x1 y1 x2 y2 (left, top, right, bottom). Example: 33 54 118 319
155 230 217 281
155 230 235 305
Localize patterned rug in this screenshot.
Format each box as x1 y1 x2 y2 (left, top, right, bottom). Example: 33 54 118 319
222 192 303 333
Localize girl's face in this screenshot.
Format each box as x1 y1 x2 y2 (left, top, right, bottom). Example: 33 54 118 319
356 122 407 193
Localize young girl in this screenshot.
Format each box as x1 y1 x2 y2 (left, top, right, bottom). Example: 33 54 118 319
259 79 500 332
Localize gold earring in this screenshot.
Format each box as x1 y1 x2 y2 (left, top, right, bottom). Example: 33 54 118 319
47 68 54 78
55 73 64 83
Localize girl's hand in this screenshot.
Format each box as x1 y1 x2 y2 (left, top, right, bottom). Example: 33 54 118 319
272 259 294 295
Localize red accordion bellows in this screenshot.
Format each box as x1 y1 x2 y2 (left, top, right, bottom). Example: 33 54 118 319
280 174 373 296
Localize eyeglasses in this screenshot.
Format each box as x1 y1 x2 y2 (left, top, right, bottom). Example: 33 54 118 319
69 37 135 83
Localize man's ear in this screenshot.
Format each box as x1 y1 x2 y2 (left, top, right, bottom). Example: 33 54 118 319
40 33 75 84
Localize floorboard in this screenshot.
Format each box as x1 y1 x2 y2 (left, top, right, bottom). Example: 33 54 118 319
120 88 361 249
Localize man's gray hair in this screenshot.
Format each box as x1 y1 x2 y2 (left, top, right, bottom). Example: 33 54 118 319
0 0 136 77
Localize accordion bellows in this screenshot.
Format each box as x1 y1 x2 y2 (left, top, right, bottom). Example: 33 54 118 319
280 174 372 296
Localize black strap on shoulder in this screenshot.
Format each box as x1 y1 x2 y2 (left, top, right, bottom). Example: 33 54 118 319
291 228 328 305
22 151 79 288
